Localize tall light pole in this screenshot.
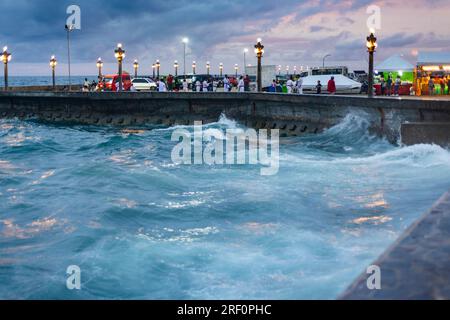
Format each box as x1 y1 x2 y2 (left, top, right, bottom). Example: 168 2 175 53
192 61 196 75
234 64 238 77
65 24 75 91
182 37 189 79
50 55 57 91
322 54 331 68
286 65 289 76
152 64 156 79
96 57 103 79
206 61 210 76
366 31 377 98
243 48 248 74
174 60 179 77
219 63 223 77
254 38 264 92
133 59 139 78
155 59 160 78
114 43 126 92
1 46 11 91
278 65 281 76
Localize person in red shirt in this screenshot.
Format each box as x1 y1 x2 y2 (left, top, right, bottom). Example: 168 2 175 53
327 76 336 94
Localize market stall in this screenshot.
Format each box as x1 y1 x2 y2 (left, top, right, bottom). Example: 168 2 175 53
415 52 450 96
374 55 414 96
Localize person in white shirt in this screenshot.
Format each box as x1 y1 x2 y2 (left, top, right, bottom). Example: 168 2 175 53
182 79 188 92
195 80 201 92
158 79 167 92
223 76 230 92
213 80 218 92
238 76 245 92
296 77 303 95
286 76 294 94
202 80 209 92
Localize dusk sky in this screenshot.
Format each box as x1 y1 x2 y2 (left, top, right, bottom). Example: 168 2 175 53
1 0 450 76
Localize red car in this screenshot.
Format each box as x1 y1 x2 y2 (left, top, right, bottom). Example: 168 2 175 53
99 73 132 91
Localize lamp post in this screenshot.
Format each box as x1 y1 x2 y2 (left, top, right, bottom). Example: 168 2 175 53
192 61 196 75
96 57 103 79
182 37 189 79
114 43 126 92
174 60 179 77
155 59 160 78
206 61 210 76
254 38 264 92
234 64 238 77
366 31 377 98
65 24 75 91
278 65 281 76
1 46 11 91
219 63 223 77
152 64 156 79
133 59 139 78
322 54 331 68
286 65 289 76
243 48 248 73
49 55 57 91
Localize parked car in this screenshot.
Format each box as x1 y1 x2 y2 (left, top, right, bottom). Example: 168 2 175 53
99 73 132 91
131 78 157 91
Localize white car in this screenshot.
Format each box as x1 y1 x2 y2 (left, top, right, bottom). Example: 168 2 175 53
131 78 157 91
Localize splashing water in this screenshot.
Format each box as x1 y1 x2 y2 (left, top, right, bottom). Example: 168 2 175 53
0 113 449 299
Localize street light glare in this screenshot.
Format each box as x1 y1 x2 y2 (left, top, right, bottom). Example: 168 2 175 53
117 43 122 48
257 38 262 43
3 46 7 52
182 37 189 44
244 48 249 53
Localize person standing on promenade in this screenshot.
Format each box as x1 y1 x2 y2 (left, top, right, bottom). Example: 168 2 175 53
182 79 188 92
296 77 303 94
223 75 231 92
316 80 322 94
158 79 167 92
440 78 446 95
394 75 401 96
167 74 174 92
428 77 435 96
327 76 336 95
244 75 250 92
213 79 218 92
386 76 393 96
202 79 209 92
238 76 245 92
380 77 386 96
195 79 201 92
286 76 294 94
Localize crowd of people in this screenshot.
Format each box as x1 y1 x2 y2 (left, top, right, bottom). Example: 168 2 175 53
267 76 337 95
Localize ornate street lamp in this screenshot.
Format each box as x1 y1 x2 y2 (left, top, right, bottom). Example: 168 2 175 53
114 43 126 92
174 60 179 77
1 46 11 91
96 57 103 79
366 31 377 98
192 61 196 75
219 63 223 77
155 59 160 78
152 64 156 78
254 38 264 92
49 55 57 91
234 64 239 77
133 59 139 78
286 65 289 76
206 61 210 76
278 65 281 75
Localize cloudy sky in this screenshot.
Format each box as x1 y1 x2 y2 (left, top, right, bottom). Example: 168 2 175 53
1 0 450 76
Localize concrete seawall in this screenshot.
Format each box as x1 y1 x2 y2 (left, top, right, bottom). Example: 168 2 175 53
1 91 450 144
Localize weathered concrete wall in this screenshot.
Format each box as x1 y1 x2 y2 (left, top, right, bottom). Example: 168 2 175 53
1 91 450 143
401 122 450 147
340 191 450 300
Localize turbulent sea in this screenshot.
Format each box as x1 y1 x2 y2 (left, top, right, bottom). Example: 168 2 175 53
1 113 449 299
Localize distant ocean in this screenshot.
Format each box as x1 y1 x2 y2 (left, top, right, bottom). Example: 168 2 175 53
0 76 98 87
